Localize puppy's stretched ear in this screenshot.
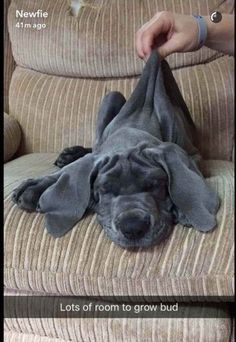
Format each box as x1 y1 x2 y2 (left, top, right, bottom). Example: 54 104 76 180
144 143 220 231
37 153 97 237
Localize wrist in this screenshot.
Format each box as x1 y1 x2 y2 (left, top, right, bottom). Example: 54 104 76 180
203 16 214 44
192 15 208 49
203 14 234 51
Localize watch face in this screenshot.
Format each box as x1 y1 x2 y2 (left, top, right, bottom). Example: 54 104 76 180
210 11 222 23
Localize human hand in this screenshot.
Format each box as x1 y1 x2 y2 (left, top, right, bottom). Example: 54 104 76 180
136 11 199 60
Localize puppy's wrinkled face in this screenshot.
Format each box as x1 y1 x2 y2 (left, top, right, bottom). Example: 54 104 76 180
93 151 175 248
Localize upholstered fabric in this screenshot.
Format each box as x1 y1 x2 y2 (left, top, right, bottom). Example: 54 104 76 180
9 56 234 160
5 0 235 339
231 318 235 342
4 310 232 342
8 0 233 78
4 286 234 341
4 113 22 163
7 0 235 162
4 331 68 342
4 153 234 296
4 0 15 112
3 289 233 342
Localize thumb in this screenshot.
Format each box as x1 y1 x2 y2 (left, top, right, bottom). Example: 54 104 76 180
157 38 178 58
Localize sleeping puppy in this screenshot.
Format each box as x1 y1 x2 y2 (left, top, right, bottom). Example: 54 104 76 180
12 51 220 248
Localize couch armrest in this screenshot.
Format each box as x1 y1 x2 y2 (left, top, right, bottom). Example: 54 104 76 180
4 113 21 163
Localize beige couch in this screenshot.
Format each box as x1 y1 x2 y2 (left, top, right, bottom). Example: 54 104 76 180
4 0 234 341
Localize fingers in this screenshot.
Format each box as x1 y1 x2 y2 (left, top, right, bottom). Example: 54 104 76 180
136 11 172 60
157 41 174 59
157 33 179 58
136 12 201 59
136 30 155 60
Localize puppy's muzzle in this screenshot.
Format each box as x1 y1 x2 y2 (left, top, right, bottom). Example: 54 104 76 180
114 209 151 240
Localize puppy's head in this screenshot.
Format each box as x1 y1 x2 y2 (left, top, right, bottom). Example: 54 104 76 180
93 150 173 248
92 143 219 248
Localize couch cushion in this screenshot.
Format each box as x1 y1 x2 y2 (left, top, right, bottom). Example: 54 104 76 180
3 289 233 342
9 56 234 160
4 113 22 163
8 0 234 78
4 153 234 296
4 314 232 342
4 331 68 342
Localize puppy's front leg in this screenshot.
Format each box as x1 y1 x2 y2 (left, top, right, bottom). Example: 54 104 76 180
12 172 61 212
95 91 126 146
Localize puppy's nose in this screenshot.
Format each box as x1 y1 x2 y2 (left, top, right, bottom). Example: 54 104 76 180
116 210 151 240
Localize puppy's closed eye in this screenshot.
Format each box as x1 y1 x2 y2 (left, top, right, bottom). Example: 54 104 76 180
143 178 167 199
143 178 166 189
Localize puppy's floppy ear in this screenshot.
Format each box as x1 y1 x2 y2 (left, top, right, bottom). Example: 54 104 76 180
37 153 97 237
144 143 220 231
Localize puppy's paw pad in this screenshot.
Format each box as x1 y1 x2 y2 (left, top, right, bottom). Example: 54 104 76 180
54 146 89 168
12 179 42 211
12 179 37 202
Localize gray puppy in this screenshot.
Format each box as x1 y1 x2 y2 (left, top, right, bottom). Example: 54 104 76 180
12 51 220 248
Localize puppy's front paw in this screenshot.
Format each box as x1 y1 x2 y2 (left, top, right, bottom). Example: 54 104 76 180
54 146 92 168
12 178 43 212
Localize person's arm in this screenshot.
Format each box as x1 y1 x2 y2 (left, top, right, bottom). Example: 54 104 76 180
203 14 234 56
136 11 234 60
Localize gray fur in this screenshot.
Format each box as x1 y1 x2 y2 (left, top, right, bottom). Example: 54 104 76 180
12 51 220 248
